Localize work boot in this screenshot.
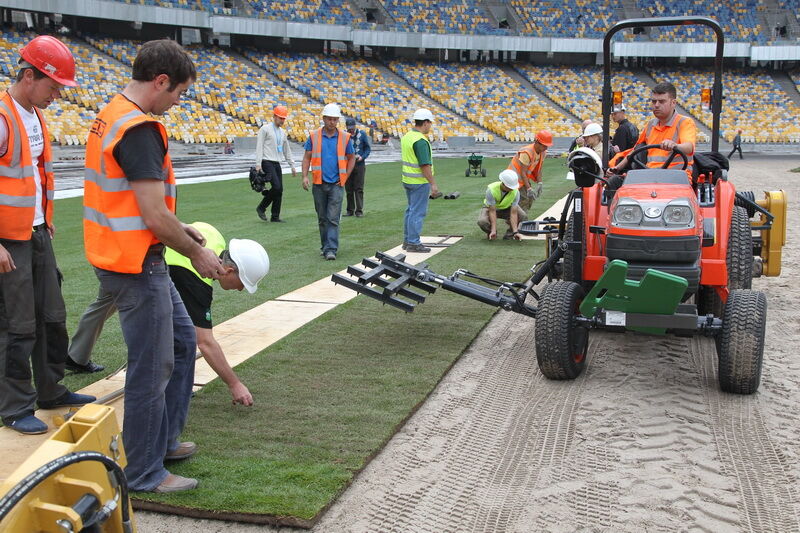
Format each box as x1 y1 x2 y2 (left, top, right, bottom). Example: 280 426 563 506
324 251 336 261
38 391 97 409
405 243 431 253
256 207 268 221
152 473 198 493
65 357 105 374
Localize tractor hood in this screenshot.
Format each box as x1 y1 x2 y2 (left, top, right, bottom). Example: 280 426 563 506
609 182 700 235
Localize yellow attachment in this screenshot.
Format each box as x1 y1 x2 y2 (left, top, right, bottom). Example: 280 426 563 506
0 404 135 533
756 190 786 277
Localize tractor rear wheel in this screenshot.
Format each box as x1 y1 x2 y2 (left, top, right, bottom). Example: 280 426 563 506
535 281 589 380
716 289 766 394
698 206 753 316
481 168 487 177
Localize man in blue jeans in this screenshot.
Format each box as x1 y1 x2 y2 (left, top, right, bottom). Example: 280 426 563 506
400 109 439 253
301 103 355 261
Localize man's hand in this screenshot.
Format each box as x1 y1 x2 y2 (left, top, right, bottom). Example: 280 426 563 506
0 244 15 273
430 183 439 197
229 382 254 406
512 232 522 241
190 246 222 279
612 145 620 154
256 164 261 172
291 168 297 177
302 176 310 191
183 224 206 246
47 223 56 239
660 139 677 151
488 229 497 240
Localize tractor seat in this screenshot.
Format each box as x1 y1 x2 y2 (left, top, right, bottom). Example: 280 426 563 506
624 169 689 185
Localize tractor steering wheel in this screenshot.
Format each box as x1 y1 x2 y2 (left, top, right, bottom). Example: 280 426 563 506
627 144 689 170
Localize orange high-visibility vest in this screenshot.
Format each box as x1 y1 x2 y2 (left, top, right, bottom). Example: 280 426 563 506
624 112 695 177
507 143 543 187
309 127 349 186
83 94 176 274
0 91 55 241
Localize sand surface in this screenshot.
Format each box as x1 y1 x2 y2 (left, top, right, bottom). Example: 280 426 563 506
136 155 800 533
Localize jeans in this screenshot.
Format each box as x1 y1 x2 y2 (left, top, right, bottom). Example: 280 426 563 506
312 182 344 254
345 163 366 215
95 248 196 491
0 229 68 423
403 182 430 245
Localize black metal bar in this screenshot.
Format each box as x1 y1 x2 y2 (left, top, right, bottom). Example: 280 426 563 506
602 16 725 159
439 278 534 314
331 273 417 312
571 189 583 282
346 266 429 302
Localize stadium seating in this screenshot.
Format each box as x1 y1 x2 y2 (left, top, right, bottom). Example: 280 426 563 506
509 0 615 38
379 0 505 34
388 59 579 140
244 0 356 25
637 0 767 43
244 50 478 141
648 67 800 143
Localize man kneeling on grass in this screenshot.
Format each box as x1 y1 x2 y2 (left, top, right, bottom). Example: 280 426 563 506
69 222 270 407
477 170 527 240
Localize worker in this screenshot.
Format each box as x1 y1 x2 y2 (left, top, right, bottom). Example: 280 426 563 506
507 129 552 213
255 105 296 223
343 117 371 217
68 222 270 407
478 170 526 241
83 39 222 493
580 122 603 158
0 36 96 436
568 119 593 152
609 104 638 157
728 129 743 160
301 103 355 261
609 82 696 179
401 108 440 253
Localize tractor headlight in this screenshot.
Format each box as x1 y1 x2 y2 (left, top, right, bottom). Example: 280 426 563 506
613 203 643 225
663 205 693 226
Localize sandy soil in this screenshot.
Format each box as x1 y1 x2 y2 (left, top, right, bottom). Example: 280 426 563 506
136 155 800 533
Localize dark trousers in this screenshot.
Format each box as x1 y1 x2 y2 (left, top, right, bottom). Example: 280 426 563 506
0 228 68 423
257 160 284 220
345 162 366 215
727 145 743 160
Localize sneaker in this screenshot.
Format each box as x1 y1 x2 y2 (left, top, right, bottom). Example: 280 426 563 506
324 252 336 261
152 473 198 493
343 212 354 217
405 243 431 253
6 414 48 435
270 218 285 223
65 357 105 374
165 441 197 461
355 212 364 217
38 391 97 410
401 242 409 250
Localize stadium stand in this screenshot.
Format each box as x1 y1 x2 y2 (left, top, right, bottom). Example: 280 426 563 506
244 50 479 141
649 67 800 143
509 0 615 38
516 64 653 140
244 0 357 25
637 0 767 43
379 0 505 34
388 59 579 140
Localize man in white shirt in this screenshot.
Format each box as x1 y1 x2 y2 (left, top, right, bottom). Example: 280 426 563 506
255 105 297 222
0 36 95 435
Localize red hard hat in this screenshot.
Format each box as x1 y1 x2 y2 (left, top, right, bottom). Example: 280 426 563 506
19 35 77 87
273 105 288 119
535 129 553 147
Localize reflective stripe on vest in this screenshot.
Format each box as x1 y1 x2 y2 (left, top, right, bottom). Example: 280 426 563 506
400 130 434 184
484 181 518 210
643 114 694 173
507 144 542 186
309 127 349 186
165 222 226 287
83 94 176 274
0 91 55 240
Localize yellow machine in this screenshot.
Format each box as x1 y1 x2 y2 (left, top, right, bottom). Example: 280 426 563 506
0 404 135 533
755 190 787 277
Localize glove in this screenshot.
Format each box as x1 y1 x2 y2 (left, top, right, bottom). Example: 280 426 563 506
528 182 542 200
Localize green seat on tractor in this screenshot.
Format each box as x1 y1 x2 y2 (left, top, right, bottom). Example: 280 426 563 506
579 260 689 335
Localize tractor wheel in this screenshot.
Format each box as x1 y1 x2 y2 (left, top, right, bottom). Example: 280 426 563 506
561 212 590 290
465 168 470 177
535 281 589 380
481 168 487 177
698 206 753 316
716 289 766 394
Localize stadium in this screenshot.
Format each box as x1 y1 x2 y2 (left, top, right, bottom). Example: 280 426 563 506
0 1 799 532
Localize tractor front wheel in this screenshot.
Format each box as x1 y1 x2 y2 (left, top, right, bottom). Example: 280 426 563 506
716 289 766 394
535 281 589 380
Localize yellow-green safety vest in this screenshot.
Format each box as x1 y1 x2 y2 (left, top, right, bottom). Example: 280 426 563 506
484 181 518 210
400 130 434 185
164 221 226 287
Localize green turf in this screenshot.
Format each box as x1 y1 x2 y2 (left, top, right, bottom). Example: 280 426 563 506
52 155 576 520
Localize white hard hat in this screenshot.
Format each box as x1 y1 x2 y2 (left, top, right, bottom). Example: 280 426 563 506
322 103 341 118
412 108 434 122
498 169 520 189
228 239 270 294
582 122 603 137
612 104 626 113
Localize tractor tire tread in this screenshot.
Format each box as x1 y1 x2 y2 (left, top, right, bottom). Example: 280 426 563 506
717 289 766 394
535 281 586 380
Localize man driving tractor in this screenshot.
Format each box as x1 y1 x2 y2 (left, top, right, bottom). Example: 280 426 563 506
608 82 696 179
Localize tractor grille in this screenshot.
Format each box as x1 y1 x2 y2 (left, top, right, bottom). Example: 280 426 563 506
606 234 701 264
